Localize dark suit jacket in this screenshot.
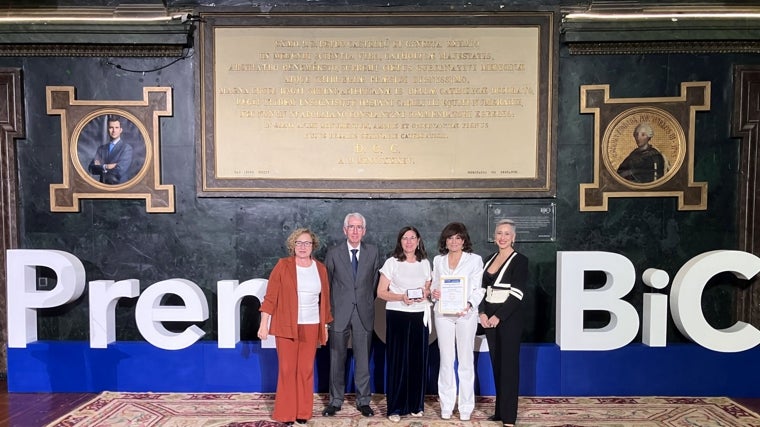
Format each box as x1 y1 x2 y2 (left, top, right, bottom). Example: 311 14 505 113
324 241 381 332
88 140 133 184
478 251 528 322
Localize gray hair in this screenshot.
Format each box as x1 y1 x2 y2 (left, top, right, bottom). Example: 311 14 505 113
343 212 367 228
496 218 516 228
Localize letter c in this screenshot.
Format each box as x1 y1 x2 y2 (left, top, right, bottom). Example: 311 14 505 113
670 250 760 352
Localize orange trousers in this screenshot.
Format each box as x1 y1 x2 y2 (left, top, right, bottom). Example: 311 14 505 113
273 324 319 422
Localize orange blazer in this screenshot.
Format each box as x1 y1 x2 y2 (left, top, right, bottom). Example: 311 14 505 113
260 256 333 345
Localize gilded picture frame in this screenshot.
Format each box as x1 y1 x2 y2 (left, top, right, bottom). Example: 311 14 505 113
47 86 175 213
74 112 148 187
198 12 558 198
579 82 709 211
603 107 686 189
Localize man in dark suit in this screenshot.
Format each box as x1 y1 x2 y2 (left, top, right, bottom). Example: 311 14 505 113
322 212 381 418
88 115 133 185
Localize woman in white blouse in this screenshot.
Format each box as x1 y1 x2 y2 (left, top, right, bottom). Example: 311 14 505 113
431 222 484 421
377 226 432 423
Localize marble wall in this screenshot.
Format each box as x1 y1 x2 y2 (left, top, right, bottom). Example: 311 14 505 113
4 3 756 348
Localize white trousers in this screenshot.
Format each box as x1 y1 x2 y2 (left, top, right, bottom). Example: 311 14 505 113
434 311 478 415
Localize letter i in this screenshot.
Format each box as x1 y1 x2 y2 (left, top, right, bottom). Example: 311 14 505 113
642 268 669 347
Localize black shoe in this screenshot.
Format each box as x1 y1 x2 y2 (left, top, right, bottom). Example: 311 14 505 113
296 419 308 425
487 415 501 422
322 405 340 416
358 405 375 417
284 422 294 426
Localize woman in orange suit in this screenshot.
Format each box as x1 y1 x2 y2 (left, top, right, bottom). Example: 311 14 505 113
258 227 333 426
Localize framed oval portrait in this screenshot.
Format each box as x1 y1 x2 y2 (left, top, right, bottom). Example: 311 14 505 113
602 107 686 189
73 110 150 188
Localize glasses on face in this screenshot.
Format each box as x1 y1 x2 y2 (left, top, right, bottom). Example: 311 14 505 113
401 236 418 241
294 241 313 247
345 225 365 231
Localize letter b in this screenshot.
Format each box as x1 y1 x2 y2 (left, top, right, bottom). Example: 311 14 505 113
556 251 639 350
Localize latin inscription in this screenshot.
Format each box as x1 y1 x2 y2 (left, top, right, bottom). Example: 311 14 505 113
213 27 541 180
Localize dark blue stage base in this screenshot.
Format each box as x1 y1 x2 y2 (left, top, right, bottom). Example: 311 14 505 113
8 342 760 397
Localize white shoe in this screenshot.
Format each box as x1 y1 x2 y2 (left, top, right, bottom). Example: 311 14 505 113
388 414 401 423
411 411 423 417
441 412 452 420
460 413 471 421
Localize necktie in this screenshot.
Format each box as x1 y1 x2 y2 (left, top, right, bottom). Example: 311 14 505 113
351 249 358 278
108 143 114 153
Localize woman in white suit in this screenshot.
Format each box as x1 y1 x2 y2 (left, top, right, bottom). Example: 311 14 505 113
431 222 484 421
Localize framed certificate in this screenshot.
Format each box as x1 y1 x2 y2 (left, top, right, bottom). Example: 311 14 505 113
439 276 468 314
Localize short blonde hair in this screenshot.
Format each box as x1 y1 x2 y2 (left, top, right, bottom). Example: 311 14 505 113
494 219 517 240
286 228 320 256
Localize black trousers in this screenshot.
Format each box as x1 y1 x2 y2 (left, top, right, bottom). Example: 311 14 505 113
385 310 429 416
484 310 523 424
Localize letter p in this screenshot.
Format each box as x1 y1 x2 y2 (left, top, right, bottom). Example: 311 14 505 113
7 250 86 347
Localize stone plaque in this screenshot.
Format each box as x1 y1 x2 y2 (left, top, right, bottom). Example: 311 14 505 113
199 13 557 197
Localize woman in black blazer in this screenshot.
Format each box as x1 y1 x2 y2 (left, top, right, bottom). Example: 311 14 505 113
478 219 528 427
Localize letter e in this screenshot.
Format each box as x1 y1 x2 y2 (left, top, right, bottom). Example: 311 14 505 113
135 279 209 350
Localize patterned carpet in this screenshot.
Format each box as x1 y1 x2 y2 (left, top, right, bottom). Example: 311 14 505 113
46 393 760 427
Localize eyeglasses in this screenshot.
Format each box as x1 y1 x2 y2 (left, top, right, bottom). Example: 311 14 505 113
345 225 365 231
294 241 313 247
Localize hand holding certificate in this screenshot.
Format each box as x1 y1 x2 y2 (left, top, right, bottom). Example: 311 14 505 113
439 276 468 314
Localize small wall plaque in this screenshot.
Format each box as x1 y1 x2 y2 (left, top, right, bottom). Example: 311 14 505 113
487 202 556 242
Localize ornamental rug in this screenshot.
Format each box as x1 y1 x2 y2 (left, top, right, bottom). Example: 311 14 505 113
46 393 760 427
